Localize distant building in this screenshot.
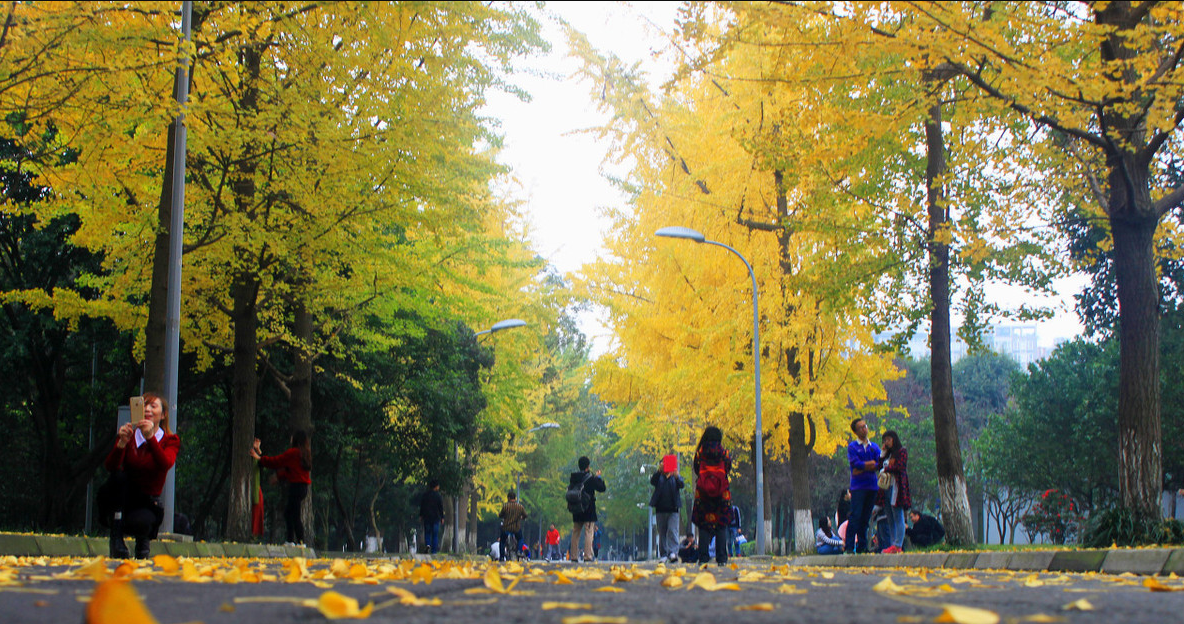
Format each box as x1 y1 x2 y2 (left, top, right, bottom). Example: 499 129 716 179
881 323 1060 367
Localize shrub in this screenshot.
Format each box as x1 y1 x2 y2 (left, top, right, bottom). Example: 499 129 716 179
1083 507 1184 547
1021 489 1084 544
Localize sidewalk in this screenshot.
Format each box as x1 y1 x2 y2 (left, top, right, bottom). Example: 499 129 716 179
3 532 1183 576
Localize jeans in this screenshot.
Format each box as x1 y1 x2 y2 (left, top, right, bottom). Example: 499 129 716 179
422 521 440 554
728 527 739 556
816 543 843 555
845 489 876 553
887 505 906 548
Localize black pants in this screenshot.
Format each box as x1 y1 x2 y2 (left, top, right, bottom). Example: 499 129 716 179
98 471 164 539
285 482 308 544
697 524 728 565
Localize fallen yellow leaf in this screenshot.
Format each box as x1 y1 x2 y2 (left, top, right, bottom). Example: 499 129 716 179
542 602 593 610
593 586 626 592
734 603 776 611
1019 615 1065 622
1143 577 1184 592
71 558 109 581
1061 599 1094 611
151 555 179 574
560 616 627 624
874 576 905 594
554 572 574 585
313 591 374 620
661 575 684 588
933 604 1000 624
775 584 807 595
86 579 159 624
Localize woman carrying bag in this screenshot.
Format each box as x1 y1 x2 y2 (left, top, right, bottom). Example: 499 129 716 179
691 426 733 566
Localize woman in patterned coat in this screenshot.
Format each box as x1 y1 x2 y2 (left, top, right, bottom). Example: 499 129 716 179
876 430 911 553
691 426 733 565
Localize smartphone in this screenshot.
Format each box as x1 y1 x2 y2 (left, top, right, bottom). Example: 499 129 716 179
129 396 145 423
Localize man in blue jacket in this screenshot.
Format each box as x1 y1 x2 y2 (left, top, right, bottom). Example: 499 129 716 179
845 418 881 554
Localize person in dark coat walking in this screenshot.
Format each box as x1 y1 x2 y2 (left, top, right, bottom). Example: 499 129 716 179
649 464 684 561
418 480 445 554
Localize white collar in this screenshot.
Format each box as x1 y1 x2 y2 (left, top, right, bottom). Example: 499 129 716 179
135 427 164 448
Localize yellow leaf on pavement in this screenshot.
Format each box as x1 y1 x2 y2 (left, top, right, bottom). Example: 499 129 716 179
1019 615 1065 622
933 604 1000 624
874 576 905 594
313 591 374 619
71 558 109 581
542 602 593 610
735 603 776 611
661 575 684 588
151 555 179 574
593 586 625 592
560 617 627 624
1061 599 1094 611
775 584 807 594
1143 577 1184 592
554 572 574 585
86 579 159 624
484 567 506 593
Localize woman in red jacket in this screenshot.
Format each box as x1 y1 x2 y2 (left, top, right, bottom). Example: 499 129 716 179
103 391 181 559
251 430 312 546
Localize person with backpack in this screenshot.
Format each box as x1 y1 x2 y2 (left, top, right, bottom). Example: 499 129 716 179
648 461 684 562
566 456 606 563
691 426 733 566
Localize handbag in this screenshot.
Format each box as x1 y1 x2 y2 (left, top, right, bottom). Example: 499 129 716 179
877 470 893 490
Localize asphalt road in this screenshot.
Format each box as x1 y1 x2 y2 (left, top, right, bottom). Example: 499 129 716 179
4 558 1183 624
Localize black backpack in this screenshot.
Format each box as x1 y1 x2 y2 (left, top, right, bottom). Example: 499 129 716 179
565 472 593 513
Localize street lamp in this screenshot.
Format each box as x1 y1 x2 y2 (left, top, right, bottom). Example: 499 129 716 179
655 226 765 556
639 464 661 560
454 318 529 553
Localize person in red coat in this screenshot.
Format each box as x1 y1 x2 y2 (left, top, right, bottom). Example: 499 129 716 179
102 391 181 559
252 430 312 546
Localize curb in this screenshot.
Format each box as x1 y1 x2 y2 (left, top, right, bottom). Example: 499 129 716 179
786 547 1184 576
0 532 315 560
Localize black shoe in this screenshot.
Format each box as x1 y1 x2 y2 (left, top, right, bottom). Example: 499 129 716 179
134 537 151 559
109 520 129 559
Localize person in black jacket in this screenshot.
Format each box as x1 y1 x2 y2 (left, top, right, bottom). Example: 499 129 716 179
906 510 945 548
418 480 445 554
568 456 606 563
649 464 684 562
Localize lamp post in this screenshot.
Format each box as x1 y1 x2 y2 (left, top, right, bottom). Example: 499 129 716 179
655 226 765 556
455 318 529 553
639 464 661 560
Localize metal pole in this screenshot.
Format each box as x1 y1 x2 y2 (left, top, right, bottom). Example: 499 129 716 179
452 442 460 553
701 240 764 557
161 0 191 536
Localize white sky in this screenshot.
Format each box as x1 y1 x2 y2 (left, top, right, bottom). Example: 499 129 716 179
487 2 1084 354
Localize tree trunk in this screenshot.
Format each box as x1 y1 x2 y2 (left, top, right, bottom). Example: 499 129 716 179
225 274 261 541
788 412 814 553
1110 193 1162 515
926 98 975 545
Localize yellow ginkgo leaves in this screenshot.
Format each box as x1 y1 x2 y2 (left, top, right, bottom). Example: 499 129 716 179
86 579 159 624
686 572 741 592
933 604 1000 624
312 591 374 620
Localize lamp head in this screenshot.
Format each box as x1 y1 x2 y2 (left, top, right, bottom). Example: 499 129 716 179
655 226 706 242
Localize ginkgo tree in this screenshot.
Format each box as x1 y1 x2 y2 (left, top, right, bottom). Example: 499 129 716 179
0 1 550 540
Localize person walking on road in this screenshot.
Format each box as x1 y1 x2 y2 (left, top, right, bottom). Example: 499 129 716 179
545 524 561 561
876 430 911 553
498 491 528 561
649 461 684 562
567 456 606 563
845 417 881 554
251 430 312 547
691 426 733 566
417 480 445 554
